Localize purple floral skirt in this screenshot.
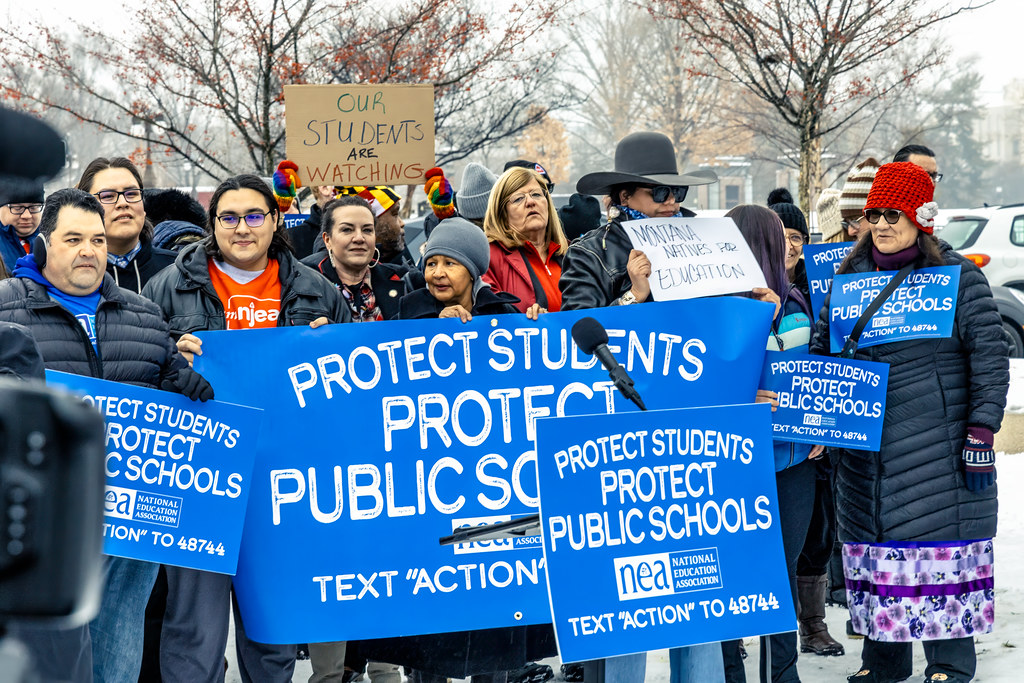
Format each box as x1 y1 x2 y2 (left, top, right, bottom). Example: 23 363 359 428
843 539 994 641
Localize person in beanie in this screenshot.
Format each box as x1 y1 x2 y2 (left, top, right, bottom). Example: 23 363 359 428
768 187 810 302
816 188 845 243
397 216 527 321
839 158 880 241
482 166 568 313
558 193 601 242
457 162 498 227
0 181 43 271
810 162 1008 683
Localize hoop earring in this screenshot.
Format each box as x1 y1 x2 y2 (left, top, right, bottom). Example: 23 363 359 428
369 247 380 268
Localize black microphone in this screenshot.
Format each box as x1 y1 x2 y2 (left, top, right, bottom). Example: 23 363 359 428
571 316 646 411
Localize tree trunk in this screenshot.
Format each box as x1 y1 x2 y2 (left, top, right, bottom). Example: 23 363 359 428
798 125 822 217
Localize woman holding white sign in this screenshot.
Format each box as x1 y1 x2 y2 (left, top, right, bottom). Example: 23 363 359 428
560 131 716 311
810 162 1008 683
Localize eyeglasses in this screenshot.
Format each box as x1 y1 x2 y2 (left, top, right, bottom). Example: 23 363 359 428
841 217 864 230
93 188 143 204
642 186 687 204
864 208 905 225
5 203 43 215
929 172 943 183
507 190 547 208
786 233 807 246
217 211 272 229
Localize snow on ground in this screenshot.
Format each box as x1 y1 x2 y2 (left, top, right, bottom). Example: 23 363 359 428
231 363 1024 682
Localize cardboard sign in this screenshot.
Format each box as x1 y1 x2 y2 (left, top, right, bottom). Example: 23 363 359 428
45 371 261 574
535 404 794 662
803 242 855 320
758 351 889 450
192 298 775 644
828 266 961 353
621 217 767 301
285 84 434 186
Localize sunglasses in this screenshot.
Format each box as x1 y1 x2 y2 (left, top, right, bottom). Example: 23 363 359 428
641 186 688 203
864 209 904 225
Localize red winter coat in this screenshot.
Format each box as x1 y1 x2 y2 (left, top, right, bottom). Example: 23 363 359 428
483 242 562 313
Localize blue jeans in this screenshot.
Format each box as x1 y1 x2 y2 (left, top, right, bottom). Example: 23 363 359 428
670 643 726 682
90 557 160 682
583 653 646 682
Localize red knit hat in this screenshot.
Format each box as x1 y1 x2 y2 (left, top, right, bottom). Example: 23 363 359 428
863 161 938 234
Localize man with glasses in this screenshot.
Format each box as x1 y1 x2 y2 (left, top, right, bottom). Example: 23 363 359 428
894 144 943 184
0 183 43 272
839 158 881 241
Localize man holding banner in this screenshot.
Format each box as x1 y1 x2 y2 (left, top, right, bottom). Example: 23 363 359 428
810 162 1008 683
0 188 213 682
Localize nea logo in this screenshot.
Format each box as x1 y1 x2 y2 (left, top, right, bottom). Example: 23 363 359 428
104 485 138 520
803 413 822 426
614 552 674 601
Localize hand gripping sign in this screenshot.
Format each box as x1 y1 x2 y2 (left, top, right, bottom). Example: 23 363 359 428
193 298 775 644
534 404 794 663
45 371 261 574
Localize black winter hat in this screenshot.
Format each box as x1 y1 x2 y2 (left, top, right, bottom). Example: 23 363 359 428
5 182 44 204
769 201 808 239
557 193 601 241
143 188 208 229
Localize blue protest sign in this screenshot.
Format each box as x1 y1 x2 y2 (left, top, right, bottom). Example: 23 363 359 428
283 213 310 230
193 298 774 644
758 351 889 450
44 371 262 574
828 266 961 353
534 404 794 662
803 242 854 320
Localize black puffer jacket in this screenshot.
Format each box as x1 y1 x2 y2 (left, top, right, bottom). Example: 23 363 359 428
559 211 694 310
286 203 323 260
809 242 1008 543
141 239 350 334
0 275 187 387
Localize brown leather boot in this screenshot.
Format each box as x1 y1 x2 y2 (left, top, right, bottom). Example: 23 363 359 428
797 574 845 656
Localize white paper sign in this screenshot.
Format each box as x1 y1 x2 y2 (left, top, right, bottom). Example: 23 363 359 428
622 217 767 300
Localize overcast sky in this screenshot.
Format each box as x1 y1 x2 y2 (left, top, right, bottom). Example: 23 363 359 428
6 0 1021 106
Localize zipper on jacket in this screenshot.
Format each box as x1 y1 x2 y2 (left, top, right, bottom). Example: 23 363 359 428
37 298 105 378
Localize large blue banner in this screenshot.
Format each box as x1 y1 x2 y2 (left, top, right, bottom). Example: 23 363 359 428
758 351 889 450
535 404 793 662
44 371 262 574
829 266 961 353
193 298 774 643
803 243 854 319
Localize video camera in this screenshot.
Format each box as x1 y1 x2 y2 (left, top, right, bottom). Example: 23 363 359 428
0 107 107 682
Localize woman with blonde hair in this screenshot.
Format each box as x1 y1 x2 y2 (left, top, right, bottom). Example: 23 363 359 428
482 166 569 313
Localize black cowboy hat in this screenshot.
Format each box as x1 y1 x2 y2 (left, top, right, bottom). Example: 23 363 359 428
576 131 718 195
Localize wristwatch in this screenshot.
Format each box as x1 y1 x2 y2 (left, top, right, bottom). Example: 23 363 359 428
619 291 637 305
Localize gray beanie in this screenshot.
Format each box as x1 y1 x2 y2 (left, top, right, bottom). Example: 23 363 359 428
423 217 490 280
456 163 497 220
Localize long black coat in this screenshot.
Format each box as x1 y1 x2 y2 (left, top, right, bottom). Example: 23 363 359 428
809 243 1008 543
141 239 350 334
0 275 186 388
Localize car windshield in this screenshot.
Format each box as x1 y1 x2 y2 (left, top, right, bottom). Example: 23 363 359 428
941 217 988 250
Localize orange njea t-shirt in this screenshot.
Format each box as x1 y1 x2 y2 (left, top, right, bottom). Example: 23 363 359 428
208 259 282 330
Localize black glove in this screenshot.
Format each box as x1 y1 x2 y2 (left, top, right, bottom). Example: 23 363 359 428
162 367 215 402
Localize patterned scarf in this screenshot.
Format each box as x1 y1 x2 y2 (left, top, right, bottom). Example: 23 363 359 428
613 205 685 222
340 269 383 322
